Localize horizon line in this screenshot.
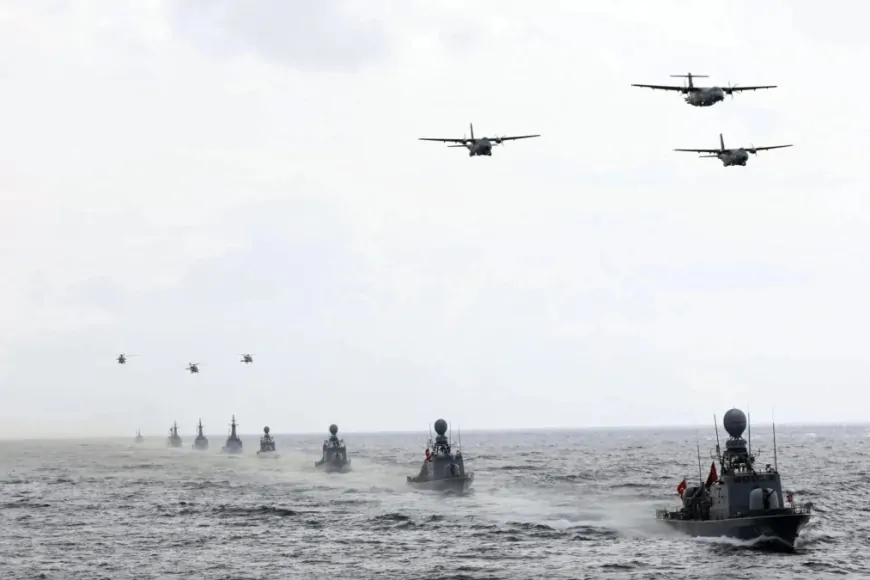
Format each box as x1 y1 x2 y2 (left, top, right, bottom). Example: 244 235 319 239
2 419 867 442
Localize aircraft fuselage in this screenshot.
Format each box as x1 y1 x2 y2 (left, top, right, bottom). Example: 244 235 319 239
685 87 726 107
467 139 493 156
718 149 750 166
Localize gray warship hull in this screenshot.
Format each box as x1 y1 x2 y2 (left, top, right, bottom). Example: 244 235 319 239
657 509 811 548
257 450 278 458
406 473 474 494
193 439 208 451
221 446 243 454
315 459 351 473
167 438 182 448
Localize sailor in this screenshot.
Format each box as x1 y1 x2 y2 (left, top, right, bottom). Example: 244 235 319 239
425 447 431 462
762 488 772 510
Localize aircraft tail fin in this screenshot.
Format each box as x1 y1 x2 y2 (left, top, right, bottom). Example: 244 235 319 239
469 122 474 140
670 73 708 89
719 133 725 150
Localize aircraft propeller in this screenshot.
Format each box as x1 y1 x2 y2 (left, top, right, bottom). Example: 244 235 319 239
725 81 739 97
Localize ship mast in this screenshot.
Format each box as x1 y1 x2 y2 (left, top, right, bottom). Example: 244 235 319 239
712 413 722 466
772 412 778 472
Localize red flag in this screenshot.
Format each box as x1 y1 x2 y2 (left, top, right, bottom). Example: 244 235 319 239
676 479 687 498
705 462 718 487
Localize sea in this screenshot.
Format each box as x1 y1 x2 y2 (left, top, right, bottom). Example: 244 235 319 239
1 424 867 579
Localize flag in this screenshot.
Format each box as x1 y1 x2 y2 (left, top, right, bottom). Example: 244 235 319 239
676 479 687 498
705 462 718 488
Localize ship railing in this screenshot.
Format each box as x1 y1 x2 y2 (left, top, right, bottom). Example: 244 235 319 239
790 503 813 515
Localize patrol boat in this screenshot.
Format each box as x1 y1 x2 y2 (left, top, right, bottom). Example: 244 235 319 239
167 422 182 448
314 424 351 472
193 418 209 451
257 426 277 457
220 415 243 454
656 408 812 549
134 429 144 444
406 418 473 493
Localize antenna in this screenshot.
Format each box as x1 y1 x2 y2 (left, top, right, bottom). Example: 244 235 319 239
712 413 722 464
772 410 778 472
747 406 752 458
695 431 703 486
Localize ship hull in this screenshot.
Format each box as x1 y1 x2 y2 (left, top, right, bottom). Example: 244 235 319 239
406 474 474 494
315 460 351 473
221 447 243 454
257 450 279 458
167 439 182 448
657 512 810 548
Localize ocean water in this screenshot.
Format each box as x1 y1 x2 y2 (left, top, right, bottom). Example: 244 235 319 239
1 424 867 579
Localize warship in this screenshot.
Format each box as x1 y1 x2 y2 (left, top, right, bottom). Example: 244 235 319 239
134 429 144 444
406 418 473 493
167 422 182 448
656 408 812 549
193 418 209 451
257 426 277 457
314 424 351 472
220 415 244 454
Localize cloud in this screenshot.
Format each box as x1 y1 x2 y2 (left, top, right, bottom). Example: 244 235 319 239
167 0 393 72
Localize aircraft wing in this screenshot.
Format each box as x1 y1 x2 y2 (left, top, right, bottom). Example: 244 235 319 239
750 144 793 152
726 85 776 93
418 137 469 144
631 83 692 93
494 134 541 141
673 148 721 154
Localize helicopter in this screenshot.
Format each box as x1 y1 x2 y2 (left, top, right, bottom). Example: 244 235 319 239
186 362 202 374
240 354 254 364
117 353 137 364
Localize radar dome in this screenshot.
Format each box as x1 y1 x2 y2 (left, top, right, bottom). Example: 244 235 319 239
723 408 747 438
263 426 270 434
433 418 448 435
329 424 338 435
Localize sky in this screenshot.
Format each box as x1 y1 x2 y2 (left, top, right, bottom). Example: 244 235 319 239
1 0 869 438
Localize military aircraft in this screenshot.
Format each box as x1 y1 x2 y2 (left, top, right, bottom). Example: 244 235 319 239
418 123 540 157
674 133 793 167
186 362 201 374
240 354 254 364
631 73 776 107
116 353 137 364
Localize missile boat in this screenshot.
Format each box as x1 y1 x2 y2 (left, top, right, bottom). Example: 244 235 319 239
406 418 473 494
257 426 277 457
656 408 812 550
314 424 351 473
134 429 144 444
220 415 243 454
193 418 209 451
167 422 182 448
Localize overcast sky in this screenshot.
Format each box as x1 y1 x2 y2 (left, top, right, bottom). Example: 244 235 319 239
1 1 868 438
